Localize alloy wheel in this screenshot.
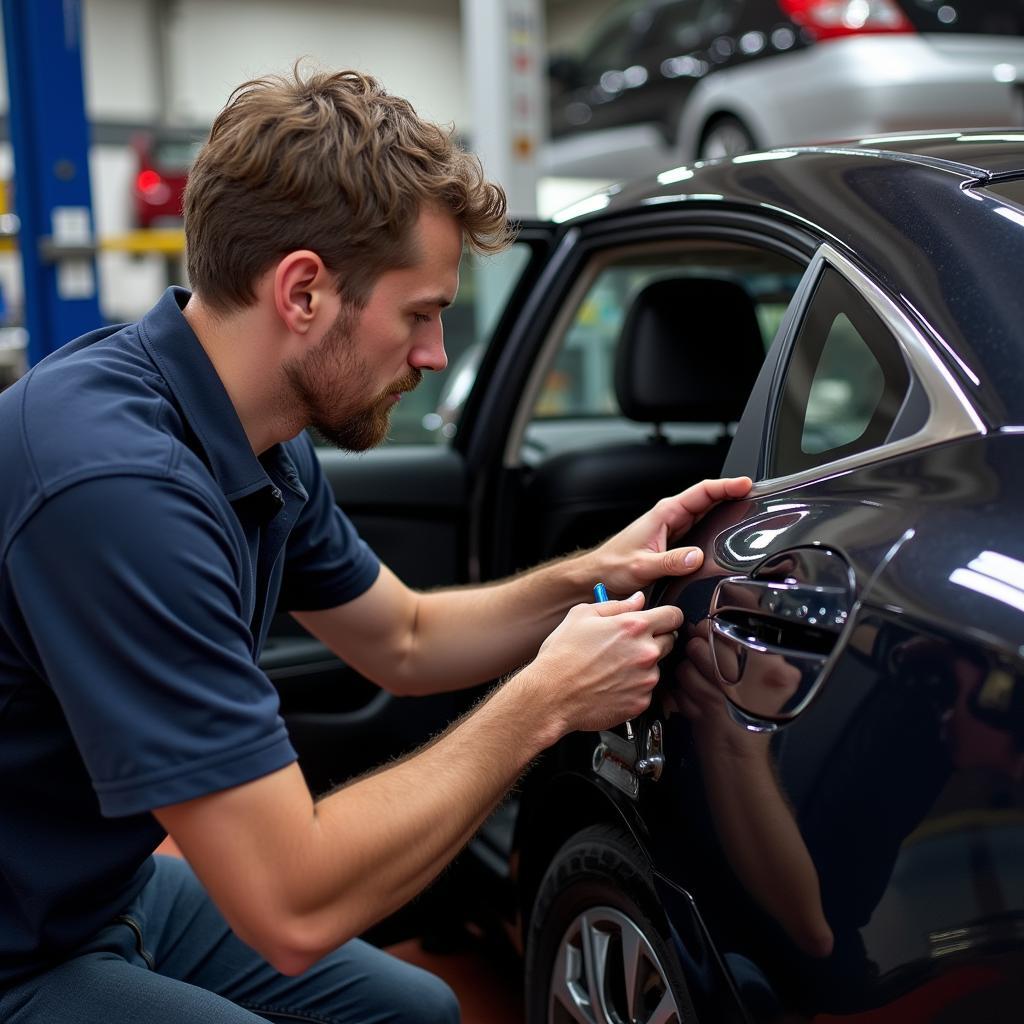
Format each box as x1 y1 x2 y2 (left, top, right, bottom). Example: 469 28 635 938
548 905 683 1024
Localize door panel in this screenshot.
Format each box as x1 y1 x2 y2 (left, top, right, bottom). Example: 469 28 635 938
644 435 1024 1020
261 444 470 794
317 446 466 588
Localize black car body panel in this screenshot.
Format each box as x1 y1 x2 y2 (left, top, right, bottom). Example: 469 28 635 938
494 134 1024 1020
252 131 1024 1015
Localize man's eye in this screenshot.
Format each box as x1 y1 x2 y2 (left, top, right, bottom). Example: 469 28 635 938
413 313 431 324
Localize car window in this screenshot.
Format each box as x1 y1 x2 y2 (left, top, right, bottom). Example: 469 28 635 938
770 266 911 477
577 2 651 74
649 0 706 50
519 243 804 463
978 178 1024 210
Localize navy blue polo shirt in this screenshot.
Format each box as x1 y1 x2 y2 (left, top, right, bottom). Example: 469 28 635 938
0 288 380 984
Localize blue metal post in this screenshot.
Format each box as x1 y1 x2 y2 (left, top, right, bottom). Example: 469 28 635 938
3 0 102 365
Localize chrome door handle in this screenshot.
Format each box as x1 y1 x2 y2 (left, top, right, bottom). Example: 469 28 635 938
710 616 830 667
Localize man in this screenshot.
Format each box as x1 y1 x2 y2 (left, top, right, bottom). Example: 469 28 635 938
0 68 750 1023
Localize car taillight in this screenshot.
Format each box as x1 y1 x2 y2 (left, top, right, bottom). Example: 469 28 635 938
777 0 913 40
136 169 163 194
136 168 172 206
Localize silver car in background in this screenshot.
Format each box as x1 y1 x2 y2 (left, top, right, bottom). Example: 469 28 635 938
545 0 1024 178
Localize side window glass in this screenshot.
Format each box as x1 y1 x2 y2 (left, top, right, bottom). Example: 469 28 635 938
525 244 804 451
579 7 647 77
771 266 911 477
650 0 705 50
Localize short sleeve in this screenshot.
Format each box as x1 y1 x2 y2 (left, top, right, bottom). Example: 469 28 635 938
276 435 380 611
6 475 297 817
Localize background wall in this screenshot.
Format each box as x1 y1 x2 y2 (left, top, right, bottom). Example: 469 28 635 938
0 0 613 321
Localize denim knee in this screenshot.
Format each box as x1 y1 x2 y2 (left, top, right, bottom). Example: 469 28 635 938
397 971 460 1024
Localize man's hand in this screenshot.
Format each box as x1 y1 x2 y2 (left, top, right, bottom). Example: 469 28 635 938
515 591 683 741
585 476 752 595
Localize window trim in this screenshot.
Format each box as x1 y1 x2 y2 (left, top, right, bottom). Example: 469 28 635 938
750 243 986 497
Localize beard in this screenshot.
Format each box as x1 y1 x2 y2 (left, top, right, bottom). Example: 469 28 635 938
284 306 422 452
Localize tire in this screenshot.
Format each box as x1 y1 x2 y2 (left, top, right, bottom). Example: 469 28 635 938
698 116 755 161
525 824 698 1024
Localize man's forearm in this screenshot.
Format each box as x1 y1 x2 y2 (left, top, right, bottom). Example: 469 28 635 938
158 593 680 976
395 549 597 693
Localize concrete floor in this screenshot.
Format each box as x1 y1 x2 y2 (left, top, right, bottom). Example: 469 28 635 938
386 936 524 1024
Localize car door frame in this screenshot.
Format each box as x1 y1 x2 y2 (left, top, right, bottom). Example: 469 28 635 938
466 205 819 584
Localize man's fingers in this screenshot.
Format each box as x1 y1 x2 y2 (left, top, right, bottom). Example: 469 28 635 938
659 475 752 537
655 632 678 660
639 604 685 635
592 591 646 616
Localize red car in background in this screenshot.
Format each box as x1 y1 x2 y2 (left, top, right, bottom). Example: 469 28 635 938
130 132 202 229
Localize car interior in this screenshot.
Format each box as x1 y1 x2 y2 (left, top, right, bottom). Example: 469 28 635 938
507 242 805 569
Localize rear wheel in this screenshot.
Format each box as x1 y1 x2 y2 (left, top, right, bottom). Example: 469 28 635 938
698 115 755 160
525 824 697 1024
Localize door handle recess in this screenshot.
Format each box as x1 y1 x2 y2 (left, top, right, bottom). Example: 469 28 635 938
710 616 830 669
704 548 857 724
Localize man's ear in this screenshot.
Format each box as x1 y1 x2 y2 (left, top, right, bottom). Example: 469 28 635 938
272 251 333 336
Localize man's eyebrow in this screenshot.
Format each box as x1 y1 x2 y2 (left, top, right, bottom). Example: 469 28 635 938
408 294 453 309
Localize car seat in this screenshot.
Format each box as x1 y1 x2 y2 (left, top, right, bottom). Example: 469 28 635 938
520 277 766 562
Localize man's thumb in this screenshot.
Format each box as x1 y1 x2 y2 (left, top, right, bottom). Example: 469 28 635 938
664 546 704 575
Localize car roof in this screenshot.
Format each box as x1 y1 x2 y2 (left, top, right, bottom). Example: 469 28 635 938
553 130 1024 428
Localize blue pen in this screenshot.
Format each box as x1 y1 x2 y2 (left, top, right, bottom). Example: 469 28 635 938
592 581 634 738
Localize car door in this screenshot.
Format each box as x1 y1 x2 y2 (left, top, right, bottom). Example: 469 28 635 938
641 242 1024 1018
261 226 556 797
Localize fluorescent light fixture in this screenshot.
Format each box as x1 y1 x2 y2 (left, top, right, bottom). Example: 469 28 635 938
657 166 694 185
732 150 797 164
950 568 1024 614
551 193 611 224
951 549 1024 614
957 134 1024 143
858 132 958 145
972 550 1024 591
994 206 1024 230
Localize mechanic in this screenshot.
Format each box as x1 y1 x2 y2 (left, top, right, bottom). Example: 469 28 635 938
0 67 750 1024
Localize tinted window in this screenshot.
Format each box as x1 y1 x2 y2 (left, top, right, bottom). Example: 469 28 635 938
649 0 707 50
980 178 1024 209
770 267 911 477
578 4 651 73
897 0 1024 34
527 244 802 433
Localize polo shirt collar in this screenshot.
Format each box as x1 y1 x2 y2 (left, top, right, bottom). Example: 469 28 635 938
138 287 277 504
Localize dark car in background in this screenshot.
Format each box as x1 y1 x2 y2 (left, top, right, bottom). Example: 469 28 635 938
545 0 1024 178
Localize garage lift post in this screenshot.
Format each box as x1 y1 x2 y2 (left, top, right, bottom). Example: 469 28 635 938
3 0 101 366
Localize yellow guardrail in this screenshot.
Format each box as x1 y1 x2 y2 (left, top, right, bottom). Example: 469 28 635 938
0 228 185 256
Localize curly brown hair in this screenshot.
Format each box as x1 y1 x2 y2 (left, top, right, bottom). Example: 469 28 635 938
184 65 513 313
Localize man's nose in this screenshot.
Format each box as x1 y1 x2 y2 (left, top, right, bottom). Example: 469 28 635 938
412 323 447 372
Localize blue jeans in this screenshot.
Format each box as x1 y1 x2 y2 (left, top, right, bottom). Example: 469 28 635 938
0 855 460 1023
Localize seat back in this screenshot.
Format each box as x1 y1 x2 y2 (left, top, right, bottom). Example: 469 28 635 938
521 277 766 561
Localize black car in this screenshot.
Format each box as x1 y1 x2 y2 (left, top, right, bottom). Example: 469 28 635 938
544 0 1024 178
261 132 1024 1019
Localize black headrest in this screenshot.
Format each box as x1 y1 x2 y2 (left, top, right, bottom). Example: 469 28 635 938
614 277 765 423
